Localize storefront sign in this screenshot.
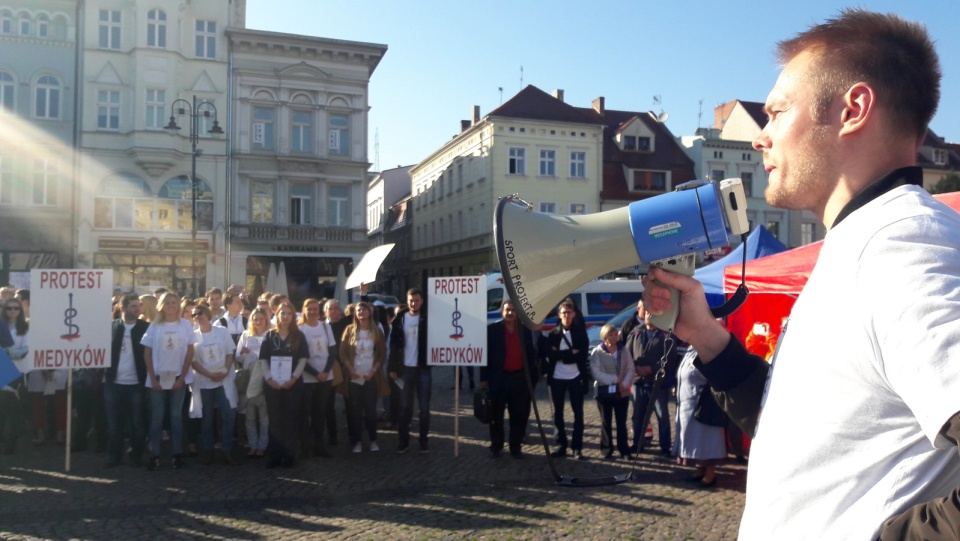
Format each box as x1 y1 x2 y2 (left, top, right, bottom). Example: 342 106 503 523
99 238 146 250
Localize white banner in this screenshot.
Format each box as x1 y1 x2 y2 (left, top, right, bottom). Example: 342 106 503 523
29 269 113 370
426 276 486 366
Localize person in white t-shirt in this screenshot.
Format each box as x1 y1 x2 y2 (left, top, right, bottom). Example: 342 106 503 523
388 289 431 454
298 298 337 459
141 292 196 471
213 293 247 347
340 302 387 453
190 304 237 465
236 307 269 458
105 294 149 467
643 10 960 539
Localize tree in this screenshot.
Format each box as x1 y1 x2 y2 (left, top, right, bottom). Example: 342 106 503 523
930 172 960 194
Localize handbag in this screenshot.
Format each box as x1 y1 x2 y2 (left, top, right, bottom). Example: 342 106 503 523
473 389 492 424
694 385 728 427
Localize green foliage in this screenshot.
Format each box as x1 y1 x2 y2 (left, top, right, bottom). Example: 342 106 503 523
930 172 960 194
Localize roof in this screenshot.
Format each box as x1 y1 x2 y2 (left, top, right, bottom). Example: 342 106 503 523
487 85 602 125
714 99 766 131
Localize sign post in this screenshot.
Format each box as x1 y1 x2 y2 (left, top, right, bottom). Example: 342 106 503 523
30 269 113 471
426 276 486 457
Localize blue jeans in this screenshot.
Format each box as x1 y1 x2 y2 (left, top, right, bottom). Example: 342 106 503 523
549 376 585 451
200 386 236 452
104 383 145 463
398 366 431 447
634 383 671 452
149 386 186 457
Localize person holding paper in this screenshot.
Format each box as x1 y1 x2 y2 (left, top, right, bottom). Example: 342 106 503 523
258 302 311 468
340 302 387 453
141 292 196 471
236 307 270 458
190 305 237 465
298 298 338 459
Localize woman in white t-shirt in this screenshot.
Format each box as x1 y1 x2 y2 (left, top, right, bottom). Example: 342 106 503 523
340 302 387 453
236 307 269 458
2 298 29 452
190 304 237 465
141 292 196 471
298 298 337 459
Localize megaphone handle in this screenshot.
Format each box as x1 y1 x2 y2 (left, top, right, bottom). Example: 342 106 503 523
647 254 697 332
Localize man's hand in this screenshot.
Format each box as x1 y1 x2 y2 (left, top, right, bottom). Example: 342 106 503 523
642 267 730 362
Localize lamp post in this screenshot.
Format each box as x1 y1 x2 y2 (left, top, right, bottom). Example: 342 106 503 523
165 95 223 298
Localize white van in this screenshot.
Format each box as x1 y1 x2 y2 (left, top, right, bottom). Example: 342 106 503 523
485 273 642 331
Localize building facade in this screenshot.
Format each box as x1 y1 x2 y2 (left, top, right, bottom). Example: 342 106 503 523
0 1 77 287
226 28 386 304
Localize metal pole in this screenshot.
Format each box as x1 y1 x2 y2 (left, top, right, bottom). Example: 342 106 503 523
191 95 198 299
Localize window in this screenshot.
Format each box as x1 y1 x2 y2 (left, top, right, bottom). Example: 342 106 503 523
145 89 165 129
252 107 274 150
508 147 525 175
327 185 349 227
158 177 212 231
0 11 11 34
97 90 120 130
740 172 753 197
570 203 586 214
18 12 29 36
742 153 752 161
0 72 14 112
289 184 312 225
933 149 948 165
195 20 216 58
0 155 12 204
251 181 273 223
539 149 556 176
290 110 313 153
328 114 349 156
437 176 443 199
624 135 636 151
710 169 725 181
766 219 780 239
94 174 151 229
446 170 453 196
98 10 121 49
147 9 166 48
32 159 57 206
637 137 651 151
632 170 666 192
35 76 60 119
439 217 445 243
570 151 586 178
539 202 556 214
801 223 815 245
713 151 724 159
37 15 48 38
457 163 463 190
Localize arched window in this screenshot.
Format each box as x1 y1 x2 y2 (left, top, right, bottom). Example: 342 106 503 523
17 11 29 36
159 176 213 231
0 11 13 34
35 75 60 119
0 71 14 112
36 14 49 38
147 9 166 48
94 174 152 229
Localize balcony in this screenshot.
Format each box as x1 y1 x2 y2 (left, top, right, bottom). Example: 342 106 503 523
231 224 367 244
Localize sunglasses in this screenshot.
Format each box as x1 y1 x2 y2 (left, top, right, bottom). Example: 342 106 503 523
4 306 20 311
191 312 205 318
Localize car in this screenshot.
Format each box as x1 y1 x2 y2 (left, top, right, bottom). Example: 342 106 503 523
587 304 639 350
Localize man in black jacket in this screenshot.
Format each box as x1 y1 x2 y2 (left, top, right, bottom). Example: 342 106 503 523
388 288 430 454
481 300 537 459
104 294 149 467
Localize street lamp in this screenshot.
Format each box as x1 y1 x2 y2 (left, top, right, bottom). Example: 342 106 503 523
165 95 223 298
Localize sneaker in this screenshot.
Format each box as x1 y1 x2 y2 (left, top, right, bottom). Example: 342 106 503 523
396 444 409 454
352 442 362 453
146 456 161 471
369 442 380 452
419 441 429 454
172 454 185 469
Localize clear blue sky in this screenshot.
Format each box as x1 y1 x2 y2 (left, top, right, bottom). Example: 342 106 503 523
246 0 960 173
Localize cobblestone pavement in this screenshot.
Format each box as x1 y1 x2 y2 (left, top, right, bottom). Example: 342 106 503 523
0 370 746 540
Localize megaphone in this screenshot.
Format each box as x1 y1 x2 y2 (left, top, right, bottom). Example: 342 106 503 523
493 179 749 331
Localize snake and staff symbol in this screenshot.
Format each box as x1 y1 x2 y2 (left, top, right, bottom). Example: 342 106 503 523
60 292 81 341
449 297 464 340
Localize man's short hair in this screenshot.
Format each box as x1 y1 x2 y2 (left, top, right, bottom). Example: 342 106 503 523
223 293 238 307
121 293 140 308
406 287 423 299
777 8 940 138
153 287 167 296
205 287 222 297
14 289 29 302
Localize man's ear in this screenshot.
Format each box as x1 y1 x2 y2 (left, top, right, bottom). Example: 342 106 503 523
839 82 875 136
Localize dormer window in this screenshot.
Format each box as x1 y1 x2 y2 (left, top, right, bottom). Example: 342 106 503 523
933 148 947 165
622 135 651 152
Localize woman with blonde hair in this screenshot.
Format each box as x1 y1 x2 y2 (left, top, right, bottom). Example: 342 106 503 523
139 294 158 323
236 307 270 457
589 324 634 460
340 301 387 453
297 298 337 459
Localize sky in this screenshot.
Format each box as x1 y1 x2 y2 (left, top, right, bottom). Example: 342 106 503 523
245 0 960 173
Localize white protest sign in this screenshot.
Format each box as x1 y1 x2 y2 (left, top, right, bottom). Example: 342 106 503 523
30 269 113 370
426 276 486 367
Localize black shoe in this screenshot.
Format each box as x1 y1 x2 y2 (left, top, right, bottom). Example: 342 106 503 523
146 456 161 471
129 455 143 468
699 476 718 489
661 449 672 457
419 441 429 454
574 450 586 460
620 452 633 460
550 447 567 458
510 451 525 460
736 455 747 464
604 449 615 460
172 454 185 469
396 444 409 454
490 447 501 458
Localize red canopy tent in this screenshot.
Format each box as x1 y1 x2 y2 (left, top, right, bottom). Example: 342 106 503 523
721 191 960 343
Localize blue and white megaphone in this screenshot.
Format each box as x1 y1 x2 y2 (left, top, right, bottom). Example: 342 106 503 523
493 179 749 331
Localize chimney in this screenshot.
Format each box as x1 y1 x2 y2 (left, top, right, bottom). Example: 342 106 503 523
552 89 565 102
472 105 480 125
460 120 471 132
592 96 605 114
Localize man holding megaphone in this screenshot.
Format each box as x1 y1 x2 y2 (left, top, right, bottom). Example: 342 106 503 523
641 10 960 541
